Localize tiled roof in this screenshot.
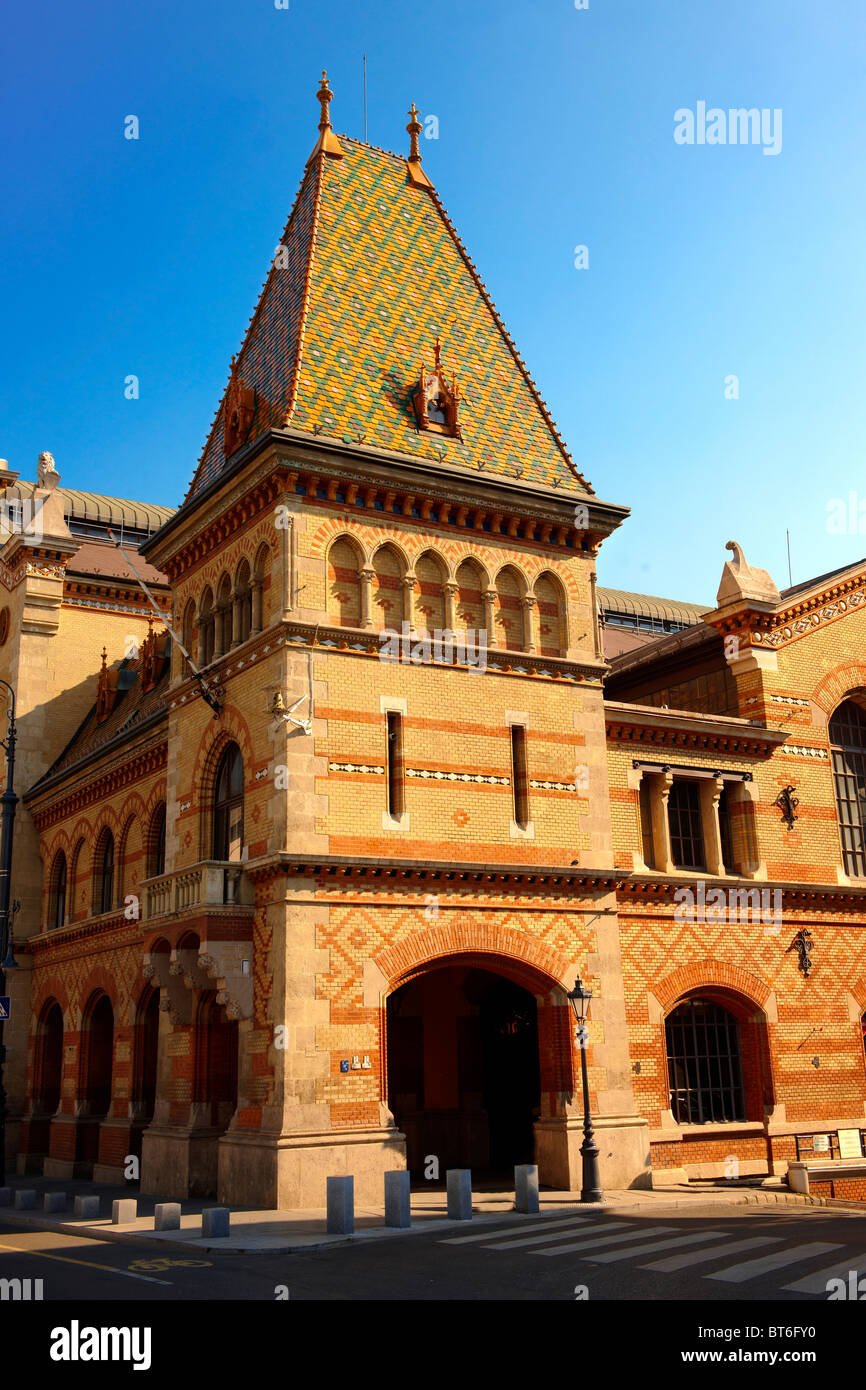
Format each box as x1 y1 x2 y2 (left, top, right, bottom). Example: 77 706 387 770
27 657 169 796
597 587 709 624
5 482 173 534
184 137 592 504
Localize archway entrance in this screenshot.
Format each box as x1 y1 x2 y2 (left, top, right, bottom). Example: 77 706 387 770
387 965 541 1180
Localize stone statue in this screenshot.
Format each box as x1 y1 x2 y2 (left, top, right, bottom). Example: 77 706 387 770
37 451 60 490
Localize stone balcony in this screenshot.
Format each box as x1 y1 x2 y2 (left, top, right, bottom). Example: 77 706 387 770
142 860 254 921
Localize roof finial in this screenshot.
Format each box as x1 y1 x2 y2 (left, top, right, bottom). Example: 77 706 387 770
307 69 344 163
100 646 107 669
317 70 334 134
406 102 433 190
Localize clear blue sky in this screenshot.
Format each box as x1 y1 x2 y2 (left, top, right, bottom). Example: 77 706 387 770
3 0 864 604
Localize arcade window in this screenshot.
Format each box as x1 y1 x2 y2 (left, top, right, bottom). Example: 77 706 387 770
830 699 866 878
665 998 746 1124
511 725 529 829
386 712 405 819
213 744 244 862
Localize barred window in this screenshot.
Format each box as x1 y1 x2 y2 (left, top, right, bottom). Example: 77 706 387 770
665 998 745 1124
667 780 705 870
830 699 866 879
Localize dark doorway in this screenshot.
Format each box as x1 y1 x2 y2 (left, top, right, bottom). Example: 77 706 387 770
387 965 541 1180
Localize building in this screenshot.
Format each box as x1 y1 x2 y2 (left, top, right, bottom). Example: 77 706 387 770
3 78 865 1206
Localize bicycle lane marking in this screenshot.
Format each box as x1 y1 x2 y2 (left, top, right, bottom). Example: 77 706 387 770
0 1238 173 1286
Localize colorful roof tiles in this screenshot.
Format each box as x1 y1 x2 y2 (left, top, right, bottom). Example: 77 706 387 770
184 107 592 504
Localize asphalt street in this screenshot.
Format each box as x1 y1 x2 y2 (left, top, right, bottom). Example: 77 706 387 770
1 1202 864 1303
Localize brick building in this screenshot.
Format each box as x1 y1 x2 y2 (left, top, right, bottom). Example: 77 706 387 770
3 78 865 1206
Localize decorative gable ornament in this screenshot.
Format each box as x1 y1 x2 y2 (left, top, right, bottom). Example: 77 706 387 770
139 620 169 692
96 648 118 724
413 338 461 439
223 356 255 457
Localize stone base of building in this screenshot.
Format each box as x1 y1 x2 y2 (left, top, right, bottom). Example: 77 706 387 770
42 1157 76 1179
140 1125 229 1200
534 1114 652 1191
218 1127 408 1210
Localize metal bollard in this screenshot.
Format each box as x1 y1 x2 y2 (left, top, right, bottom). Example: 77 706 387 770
515 1163 540 1214
384 1170 411 1228
326 1176 354 1235
446 1169 472 1221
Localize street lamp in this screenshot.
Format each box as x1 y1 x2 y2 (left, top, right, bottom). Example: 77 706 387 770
0 678 19 1187
567 975 603 1203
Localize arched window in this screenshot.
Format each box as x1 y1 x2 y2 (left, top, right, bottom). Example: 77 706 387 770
665 998 745 1124
69 838 85 923
829 699 866 878
494 566 526 651
198 587 215 667
133 986 160 1122
147 803 166 878
413 550 446 634
534 573 566 658
454 558 485 638
49 851 67 931
84 993 114 1118
93 831 115 916
36 1002 64 1114
234 559 252 645
213 744 244 861
371 545 405 628
181 599 196 677
253 543 270 633
194 990 239 1131
327 538 362 628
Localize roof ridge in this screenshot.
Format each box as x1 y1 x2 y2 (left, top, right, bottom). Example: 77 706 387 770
422 182 593 494
182 155 321 505
283 150 327 425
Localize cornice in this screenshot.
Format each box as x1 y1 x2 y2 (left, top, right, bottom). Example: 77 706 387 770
246 850 624 894
27 741 167 825
604 701 788 756
618 873 866 907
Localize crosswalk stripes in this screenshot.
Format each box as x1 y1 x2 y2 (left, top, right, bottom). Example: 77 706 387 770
641 1236 781 1272
438 1213 866 1295
782 1257 866 1295
479 1221 630 1251
441 1214 592 1245
583 1230 731 1264
706 1242 842 1283
530 1225 678 1258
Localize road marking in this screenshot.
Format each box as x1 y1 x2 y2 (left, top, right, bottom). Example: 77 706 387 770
0 1239 173 1286
782 1257 866 1295
586 1231 730 1264
706 1242 842 1284
481 1221 629 1251
441 1214 594 1245
530 1225 677 1258
642 1236 780 1272
128 1258 212 1272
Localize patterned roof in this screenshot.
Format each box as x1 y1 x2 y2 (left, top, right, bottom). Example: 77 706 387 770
185 136 592 503
597 587 709 624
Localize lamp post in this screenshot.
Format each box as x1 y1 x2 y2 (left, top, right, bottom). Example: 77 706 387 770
567 975 603 1203
0 678 19 1187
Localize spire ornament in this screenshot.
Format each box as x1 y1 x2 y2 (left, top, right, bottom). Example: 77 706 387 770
406 102 433 189
308 69 344 163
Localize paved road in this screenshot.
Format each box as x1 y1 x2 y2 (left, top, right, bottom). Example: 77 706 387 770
1 1203 864 1303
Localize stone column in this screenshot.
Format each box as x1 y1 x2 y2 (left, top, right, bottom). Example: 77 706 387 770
443 581 457 631
650 772 676 873
360 568 374 629
231 594 241 649
483 588 497 647
700 776 726 876
214 604 228 659
251 581 263 635
402 575 416 627
522 594 538 653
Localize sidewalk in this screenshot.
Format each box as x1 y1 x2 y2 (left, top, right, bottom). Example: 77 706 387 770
0 1173 829 1256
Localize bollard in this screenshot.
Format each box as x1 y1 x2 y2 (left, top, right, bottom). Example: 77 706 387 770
384 1170 411 1228
446 1169 472 1221
43 1192 67 1214
154 1203 181 1231
326 1176 354 1235
0 1188 11 1206
112 1199 137 1224
73 1195 100 1219
514 1163 539 1215
14 1190 37 1211
202 1207 230 1238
